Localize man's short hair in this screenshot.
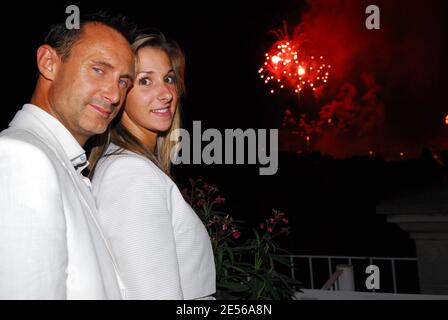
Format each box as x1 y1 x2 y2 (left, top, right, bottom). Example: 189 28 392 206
44 10 137 61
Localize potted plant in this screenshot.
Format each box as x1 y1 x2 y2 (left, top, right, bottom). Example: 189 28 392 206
182 179 302 300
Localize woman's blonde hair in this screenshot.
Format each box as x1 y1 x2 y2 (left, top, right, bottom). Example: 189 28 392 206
88 31 186 178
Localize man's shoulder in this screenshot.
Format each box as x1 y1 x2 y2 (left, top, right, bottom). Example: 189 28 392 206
0 128 59 169
1 127 49 151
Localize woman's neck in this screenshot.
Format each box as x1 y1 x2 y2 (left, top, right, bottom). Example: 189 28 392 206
120 112 157 153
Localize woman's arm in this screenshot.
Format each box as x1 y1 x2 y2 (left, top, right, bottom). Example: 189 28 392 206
93 155 183 300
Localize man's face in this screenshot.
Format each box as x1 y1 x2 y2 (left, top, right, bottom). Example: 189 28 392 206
49 23 134 144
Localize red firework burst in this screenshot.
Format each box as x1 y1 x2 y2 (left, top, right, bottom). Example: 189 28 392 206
258 24 331 95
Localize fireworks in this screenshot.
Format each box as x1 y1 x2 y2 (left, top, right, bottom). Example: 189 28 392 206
258 25 331 95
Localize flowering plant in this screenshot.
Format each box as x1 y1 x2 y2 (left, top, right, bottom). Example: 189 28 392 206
182 179 302 300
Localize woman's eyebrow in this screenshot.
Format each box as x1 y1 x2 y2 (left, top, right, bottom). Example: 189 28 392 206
138 69 174 75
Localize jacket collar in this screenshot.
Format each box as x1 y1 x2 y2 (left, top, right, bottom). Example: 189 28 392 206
9 104 87 166
8 103 96 206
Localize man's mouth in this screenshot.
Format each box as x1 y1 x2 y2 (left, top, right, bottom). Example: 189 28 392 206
89 103 112 117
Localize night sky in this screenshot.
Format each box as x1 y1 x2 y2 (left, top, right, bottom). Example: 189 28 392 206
3 0 447 157
2 1 447 259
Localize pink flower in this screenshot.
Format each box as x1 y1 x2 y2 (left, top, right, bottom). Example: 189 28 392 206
232 230 241 239
215 196 225 204
267 227 273 233
203 183 211 191
196 199 206 207
222 224 228 231
282 218 289 224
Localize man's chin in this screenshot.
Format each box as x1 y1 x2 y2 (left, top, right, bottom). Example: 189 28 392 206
81 113 115 136
94 125 110 135
82 125 109 138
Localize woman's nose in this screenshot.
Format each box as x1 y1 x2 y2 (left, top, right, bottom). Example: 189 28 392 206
158 84 173 102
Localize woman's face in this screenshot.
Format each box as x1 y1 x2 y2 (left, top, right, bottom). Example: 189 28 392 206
123 47 178 138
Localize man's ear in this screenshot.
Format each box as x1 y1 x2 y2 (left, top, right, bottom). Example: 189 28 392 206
36 45 60 81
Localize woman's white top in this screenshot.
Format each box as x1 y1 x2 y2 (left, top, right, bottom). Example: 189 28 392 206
91 143 216 300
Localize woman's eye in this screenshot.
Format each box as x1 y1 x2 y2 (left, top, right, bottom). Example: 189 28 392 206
139 78 151 86
165 76 176 84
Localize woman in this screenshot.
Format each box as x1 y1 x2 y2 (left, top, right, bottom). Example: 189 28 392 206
88 33 216 300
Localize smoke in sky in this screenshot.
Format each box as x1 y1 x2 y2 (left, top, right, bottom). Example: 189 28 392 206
280 0 447 158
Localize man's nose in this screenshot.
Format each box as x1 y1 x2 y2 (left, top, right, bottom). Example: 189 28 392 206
102 80 121 105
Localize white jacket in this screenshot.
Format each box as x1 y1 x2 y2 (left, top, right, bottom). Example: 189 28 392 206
91 143 216 299
0 105 124 299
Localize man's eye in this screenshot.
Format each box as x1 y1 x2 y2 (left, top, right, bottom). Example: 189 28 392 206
119 79 129 89
166 76 176 84
92 67 103 74
139 78 151 86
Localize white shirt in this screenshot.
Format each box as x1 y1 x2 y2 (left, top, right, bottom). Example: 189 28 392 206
91 143 216 300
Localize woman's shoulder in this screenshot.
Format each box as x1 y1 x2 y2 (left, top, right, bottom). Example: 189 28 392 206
94 143 171 186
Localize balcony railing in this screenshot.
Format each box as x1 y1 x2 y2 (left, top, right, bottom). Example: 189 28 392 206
274 254 418 293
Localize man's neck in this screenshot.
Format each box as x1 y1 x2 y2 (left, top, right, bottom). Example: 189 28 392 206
30 94 87 146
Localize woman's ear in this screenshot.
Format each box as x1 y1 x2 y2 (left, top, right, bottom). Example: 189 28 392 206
36 44 60 81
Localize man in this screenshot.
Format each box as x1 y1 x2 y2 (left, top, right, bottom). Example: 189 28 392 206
0 12 135 299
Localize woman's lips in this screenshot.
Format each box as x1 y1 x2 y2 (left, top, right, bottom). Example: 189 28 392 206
150 107 171 117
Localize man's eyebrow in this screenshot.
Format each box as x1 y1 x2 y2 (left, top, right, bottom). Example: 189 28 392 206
91 60 134 81
121 74 134 82
91 60 114 69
